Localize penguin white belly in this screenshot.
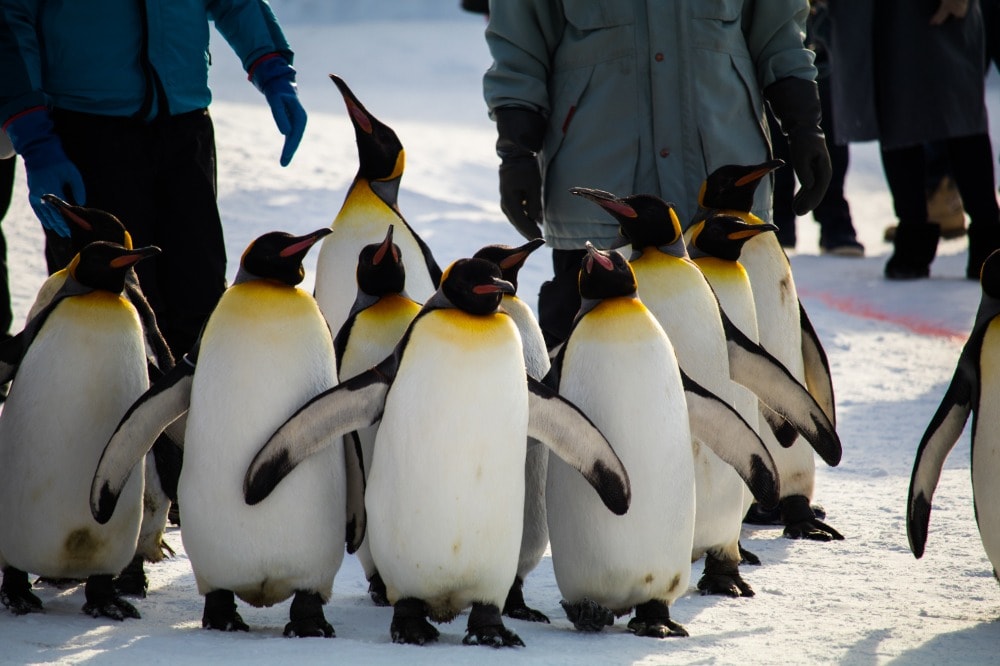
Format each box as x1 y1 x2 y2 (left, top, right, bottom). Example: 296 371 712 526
741 236 815 496
0 295 146 578
635 260 747 559
973 322 1000 573
315 189 436 334
548 299 694 612
366 311 526 620
178 285 344 607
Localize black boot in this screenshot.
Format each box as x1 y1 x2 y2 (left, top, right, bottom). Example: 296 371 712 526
885 222 940 279
966 221 1000 280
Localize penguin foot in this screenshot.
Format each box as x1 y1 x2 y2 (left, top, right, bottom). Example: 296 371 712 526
780 495 843 541
34 576 84 589
368 572 390 607
390 598 439 645
561 598 614 632
202 589 249 632
463 602 524 648
627 599 687 638
502 576 550 623
284 590 334 638
1 568 43 615
738 542 761 565
113 555 149 598
697 553 754 597
83 574 140 620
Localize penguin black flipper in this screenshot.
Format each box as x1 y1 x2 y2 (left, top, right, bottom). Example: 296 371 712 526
526 376 630 516
680 370 781 509
720 310 842 467
906 348 978 558
0 332 24 384
344 430 367 553
244 356 397 506
799 300 836 425
124 273 175 373
90 357 195 524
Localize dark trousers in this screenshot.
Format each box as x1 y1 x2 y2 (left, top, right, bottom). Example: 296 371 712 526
0 157 13 336
537 248 586 349
51 108 227 357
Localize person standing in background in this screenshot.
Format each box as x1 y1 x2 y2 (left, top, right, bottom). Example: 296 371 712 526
0 1 307 358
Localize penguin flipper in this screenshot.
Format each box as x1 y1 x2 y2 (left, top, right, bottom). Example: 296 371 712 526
721 310 842 467
907 364 975 559
125 274 175 372
799 301 836 425
90 359 194 524
244 364 393 506
0 331 25 384
344 431 367 553
526 376 631 515
681 370 780 509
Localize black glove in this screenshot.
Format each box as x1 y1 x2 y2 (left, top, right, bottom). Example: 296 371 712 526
496 107 546 240
764 77 832 216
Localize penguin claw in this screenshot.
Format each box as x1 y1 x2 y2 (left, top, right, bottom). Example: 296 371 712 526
626 616 689 638
0 588 44 615
561 598 614 632
82 596 141 621
389 616 439 645
697 573 755 597
503 604 550 623
283 618 335 638
783 518 844 541
113 557 149 598
739 543 762 565
462 625 525 648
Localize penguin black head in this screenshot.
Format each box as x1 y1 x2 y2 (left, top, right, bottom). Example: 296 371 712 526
68 241 160 293
699 160 785 212
439 257 516 316
578 242 637 301
330 74 405 189
356 225 406 297
236 228 333 286
687 213 778 262
472 237 545 292
571 187 685 257
42 194 133 253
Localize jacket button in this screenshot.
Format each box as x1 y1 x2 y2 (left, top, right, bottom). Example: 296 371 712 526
654 52 664 62
660 148 670 157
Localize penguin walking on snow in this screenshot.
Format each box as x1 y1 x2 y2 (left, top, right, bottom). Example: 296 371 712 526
908 249 1000 579
693 162 841 540
334 225 422 606
91 229 364 638
0 242 160 619
313 74 441 337
473 238 551 622
572 189 841 596
546 243 779 637
243 257 631 648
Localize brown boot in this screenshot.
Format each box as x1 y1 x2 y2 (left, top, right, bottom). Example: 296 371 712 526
884 176 967 241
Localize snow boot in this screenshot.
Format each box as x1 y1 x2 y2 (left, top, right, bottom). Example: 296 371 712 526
885 222 940 280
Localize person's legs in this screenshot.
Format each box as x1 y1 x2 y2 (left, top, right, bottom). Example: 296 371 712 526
881 144 941 279
537 249 586 350
813 77 863 256
944 133 1000 278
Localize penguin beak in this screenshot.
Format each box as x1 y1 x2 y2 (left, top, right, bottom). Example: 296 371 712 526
279 228 333 258
42 193 92 231
499 237 545 271
110 245 161 269
330 73 374 135
728 222 779 240
571 186 638 219
584 241 614 273
472 276 516 296
734 160 784 187
373 225 398 265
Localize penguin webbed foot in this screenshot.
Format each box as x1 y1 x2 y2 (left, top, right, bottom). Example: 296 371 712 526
780 495 843 541
368 571 391 607
463 602 524 648
1 568 44 615
113 555 149 598
697 553 754 597
627 599 688 638
502 576 550 623
738 542 762 565
390 598 439 645
284 590 334 638
561 598 614 632
82 596 141 621
202 589 250 632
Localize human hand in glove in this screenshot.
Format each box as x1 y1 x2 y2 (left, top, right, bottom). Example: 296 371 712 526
764 77 832 216
495 107 546 240
251 54 307 167
4 107 84 237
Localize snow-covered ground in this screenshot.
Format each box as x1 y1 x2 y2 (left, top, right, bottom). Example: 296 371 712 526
2 10 1000 665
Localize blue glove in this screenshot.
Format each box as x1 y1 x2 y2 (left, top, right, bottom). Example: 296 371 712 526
251 55 307 167
4 108 84 237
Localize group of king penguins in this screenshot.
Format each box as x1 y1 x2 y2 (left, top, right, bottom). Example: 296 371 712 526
8 70 993 651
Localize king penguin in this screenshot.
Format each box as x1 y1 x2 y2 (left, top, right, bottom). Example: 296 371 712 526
0 242 160 619
571 188 841 596
312 74 441 337
908 249 1000 580
242 257 632 648
91 228 365 638
694 162 840 540
334 224 422 606
473 238 551 622
546 243 779 637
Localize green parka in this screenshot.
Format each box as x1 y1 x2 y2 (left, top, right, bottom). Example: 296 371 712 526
484 0 817 249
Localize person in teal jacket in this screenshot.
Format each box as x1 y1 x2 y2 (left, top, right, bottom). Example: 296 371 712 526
0 0 306 358
483 0 831 347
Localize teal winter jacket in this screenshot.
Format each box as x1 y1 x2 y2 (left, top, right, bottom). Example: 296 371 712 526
0 0 292 123
483 0 817 249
